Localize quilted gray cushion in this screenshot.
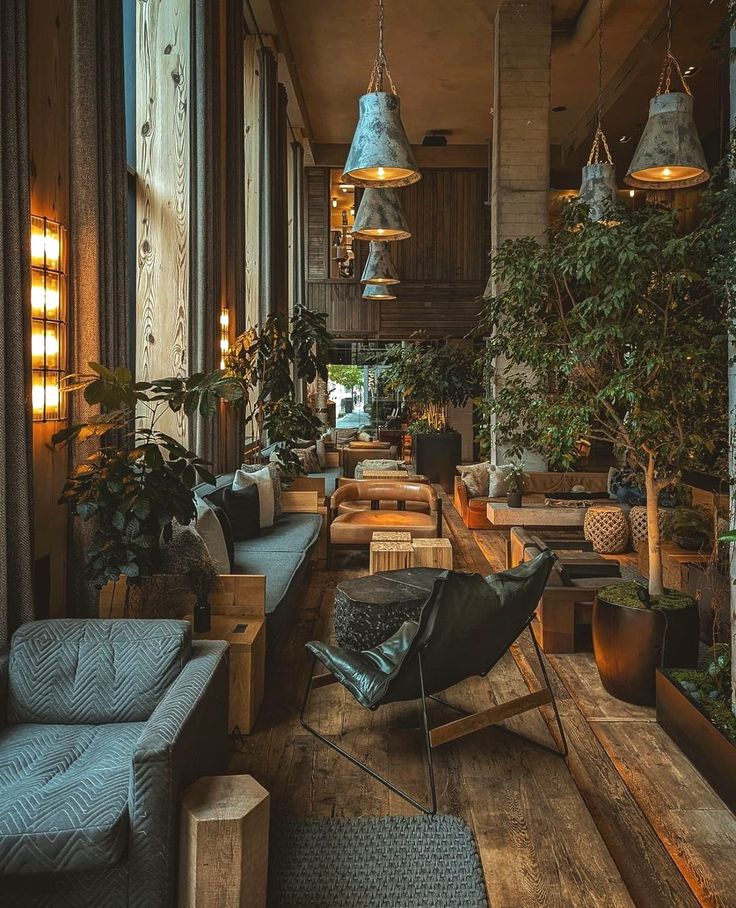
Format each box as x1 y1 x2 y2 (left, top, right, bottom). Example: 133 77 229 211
8 620 191 725
234 512 322 556
0 721 144 874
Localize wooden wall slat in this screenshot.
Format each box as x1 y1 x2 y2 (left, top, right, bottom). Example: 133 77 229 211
306 168 328 280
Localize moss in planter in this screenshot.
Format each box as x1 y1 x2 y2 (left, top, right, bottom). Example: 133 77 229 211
671 669 736 746
599 580 692 611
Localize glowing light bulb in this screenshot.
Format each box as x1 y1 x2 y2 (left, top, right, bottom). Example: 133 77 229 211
662 167 672 178
45 382 60 408
377 228 385 235
220 338 228 352
32 332 59 358
31 232 45 262
377 167 386 179
629 189 635 198
220 310 229 328
32 383 45 412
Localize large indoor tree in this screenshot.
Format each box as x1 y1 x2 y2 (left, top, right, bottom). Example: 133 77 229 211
480 201 728 597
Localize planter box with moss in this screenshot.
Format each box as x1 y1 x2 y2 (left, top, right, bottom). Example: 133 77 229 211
592 582 699 706
656 668 736 813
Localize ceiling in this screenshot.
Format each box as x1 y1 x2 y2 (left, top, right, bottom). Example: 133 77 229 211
251 0 729 185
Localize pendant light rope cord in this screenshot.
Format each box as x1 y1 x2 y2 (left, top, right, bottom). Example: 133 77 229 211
367 0 397 95
587 0 613 165
656 0 692 96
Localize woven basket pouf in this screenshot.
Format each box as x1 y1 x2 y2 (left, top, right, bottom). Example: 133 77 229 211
584 506 630 554
628 506 672 546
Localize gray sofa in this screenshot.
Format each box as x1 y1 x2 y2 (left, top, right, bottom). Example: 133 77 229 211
0 618 228 907
197 473 322 645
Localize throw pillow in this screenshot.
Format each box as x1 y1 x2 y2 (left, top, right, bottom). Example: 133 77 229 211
222 484 260 542
458 462 490 498
487 464 512 498
210 504 235 572
240 462 282 519
295 445 321 474
315 437 327 470
194 498 231 574
233 467 274 528
358 431 372 442
160 523 218 580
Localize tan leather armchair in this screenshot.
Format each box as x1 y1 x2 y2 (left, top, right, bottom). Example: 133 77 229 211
327 480 441 566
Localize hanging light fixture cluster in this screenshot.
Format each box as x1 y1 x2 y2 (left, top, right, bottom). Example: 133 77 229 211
342 0 420 300
624 0 709 190
579 0 618 223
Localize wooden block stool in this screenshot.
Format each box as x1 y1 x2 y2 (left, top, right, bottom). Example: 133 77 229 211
179 775 270 908
412 537 453 569
369 541 415 574
372 531 412 542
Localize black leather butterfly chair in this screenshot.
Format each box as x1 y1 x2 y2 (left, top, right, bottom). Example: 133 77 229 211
301 551 567 814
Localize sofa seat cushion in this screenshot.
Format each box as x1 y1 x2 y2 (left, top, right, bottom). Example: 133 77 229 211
338 500 430 515
308 466 342 496
0 722 144 874
331 512 437 545
231 549 305 615
233 513 321 556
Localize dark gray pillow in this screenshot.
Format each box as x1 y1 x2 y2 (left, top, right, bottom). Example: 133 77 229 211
222 484 261 541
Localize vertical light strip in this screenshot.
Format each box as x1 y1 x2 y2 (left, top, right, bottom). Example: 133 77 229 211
220 308 230 369
30 216 67 421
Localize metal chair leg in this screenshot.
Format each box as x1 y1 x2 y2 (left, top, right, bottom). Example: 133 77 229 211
528 622 569 758
300 653 438 815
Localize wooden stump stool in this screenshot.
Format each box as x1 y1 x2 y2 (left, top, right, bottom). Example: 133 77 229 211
179 775 270 908
412 537 453 569
369 541 415 574
371 530 412 542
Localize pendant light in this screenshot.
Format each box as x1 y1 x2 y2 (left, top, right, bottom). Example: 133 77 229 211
625 0 709 189
362 283 397 301
361 241 399 284
343 0 420 188
579 0 618 223
351 188 411 240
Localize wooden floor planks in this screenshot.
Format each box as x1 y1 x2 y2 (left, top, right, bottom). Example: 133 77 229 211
231 489 734 907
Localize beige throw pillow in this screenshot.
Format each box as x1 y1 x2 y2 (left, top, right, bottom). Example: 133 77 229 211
194 498 230 574
458 462 490 498
233 467 275 528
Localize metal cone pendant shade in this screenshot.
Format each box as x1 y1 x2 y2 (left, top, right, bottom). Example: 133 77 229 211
352 188 410 241
362 283 396 301
361 241 399 284
579 162 618 224
343 92 420 188
625 92 709 189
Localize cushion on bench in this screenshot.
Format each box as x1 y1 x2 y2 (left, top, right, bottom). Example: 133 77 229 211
0 722 144 874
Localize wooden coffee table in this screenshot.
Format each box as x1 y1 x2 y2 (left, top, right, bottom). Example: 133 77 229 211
487 501 588 529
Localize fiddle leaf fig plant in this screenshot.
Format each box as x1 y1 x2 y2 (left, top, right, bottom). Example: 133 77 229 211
478 201 728 597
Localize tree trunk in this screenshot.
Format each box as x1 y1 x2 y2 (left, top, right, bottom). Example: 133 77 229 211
645 455 664 598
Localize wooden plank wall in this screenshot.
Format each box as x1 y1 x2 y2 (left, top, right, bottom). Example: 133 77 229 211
28 0 71 618
136 0 191 444
305 167 488 338
244 35 261 329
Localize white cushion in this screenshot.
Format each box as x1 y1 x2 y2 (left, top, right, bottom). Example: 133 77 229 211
233 467 274 528
488 464 512 498
194 498 230 574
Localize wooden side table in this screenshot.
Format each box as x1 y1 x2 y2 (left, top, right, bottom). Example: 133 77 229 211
369 541 415 574
412 537 453 569
192 615 265 735
372 531 412 542
179 774 270 908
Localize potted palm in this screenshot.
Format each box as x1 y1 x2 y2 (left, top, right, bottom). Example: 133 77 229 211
379 341 482 491
480 199 727 704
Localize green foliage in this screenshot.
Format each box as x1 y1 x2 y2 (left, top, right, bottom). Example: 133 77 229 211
328 364 363 390
477 201 728 483
504 462 526 494
226 304 331 473
53 364 246 588
379 341 482 431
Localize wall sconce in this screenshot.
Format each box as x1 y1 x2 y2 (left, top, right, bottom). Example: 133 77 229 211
331 197 338 208
31 215 66 421
219 308 230 369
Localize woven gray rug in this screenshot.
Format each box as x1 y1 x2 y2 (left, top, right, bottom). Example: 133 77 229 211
268 814 488 907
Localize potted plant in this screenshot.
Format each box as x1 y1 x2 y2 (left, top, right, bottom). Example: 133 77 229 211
505 462 525 508
379 341 482 491
668 506 713 552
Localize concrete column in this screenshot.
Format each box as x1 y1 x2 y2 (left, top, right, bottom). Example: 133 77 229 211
488 1 551 469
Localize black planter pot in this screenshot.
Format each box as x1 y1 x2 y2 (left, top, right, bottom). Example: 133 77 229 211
592 592 699 706
507 491 522 508
413 431 462 493
193 598 211 633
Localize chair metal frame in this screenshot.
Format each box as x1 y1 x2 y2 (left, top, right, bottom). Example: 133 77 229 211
300 620 568 815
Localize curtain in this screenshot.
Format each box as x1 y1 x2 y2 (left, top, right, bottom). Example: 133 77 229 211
291 140 305 310
68 0 129 616
259 46 278 322
0 0 35 647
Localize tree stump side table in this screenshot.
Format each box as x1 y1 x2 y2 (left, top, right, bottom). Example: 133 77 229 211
334 568 443 649
412 537 453 569
179 774 270 908
369 541 415 574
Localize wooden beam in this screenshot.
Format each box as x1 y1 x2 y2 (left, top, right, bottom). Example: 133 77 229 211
429 688 553 748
